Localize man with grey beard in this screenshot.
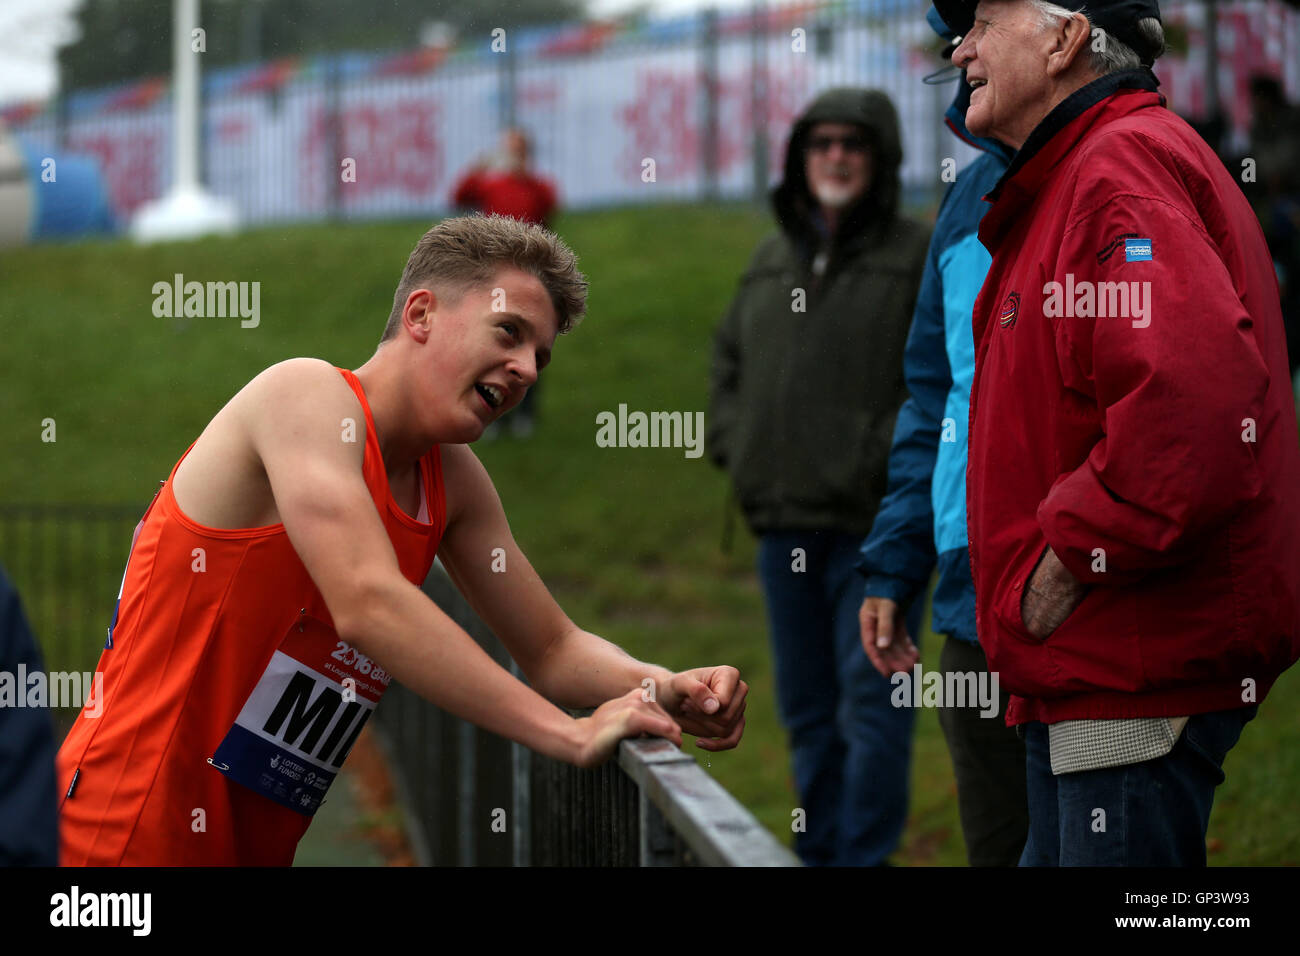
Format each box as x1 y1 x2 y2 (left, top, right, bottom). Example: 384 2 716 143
708 88 929 865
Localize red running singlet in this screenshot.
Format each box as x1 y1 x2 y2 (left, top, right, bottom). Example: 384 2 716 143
57 368 445 865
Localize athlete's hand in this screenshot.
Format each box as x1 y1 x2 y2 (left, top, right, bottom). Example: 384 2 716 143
571 688 682 769
860 596 918 677
656 666 748 752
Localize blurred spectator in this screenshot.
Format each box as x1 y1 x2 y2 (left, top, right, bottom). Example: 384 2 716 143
708 88 930 866
1246 75 1300 199
0 563 59 865
451 129 559 437
1243 75 1300 390
452 128 558 227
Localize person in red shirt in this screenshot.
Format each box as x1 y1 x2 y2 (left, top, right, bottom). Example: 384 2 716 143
452 129 558 228
451 130 559 436
57 215 747 865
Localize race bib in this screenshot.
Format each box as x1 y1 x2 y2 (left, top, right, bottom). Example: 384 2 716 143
209 615 393 815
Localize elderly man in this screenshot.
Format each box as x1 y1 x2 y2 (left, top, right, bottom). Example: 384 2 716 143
708 89 929 865
937 0 1300 865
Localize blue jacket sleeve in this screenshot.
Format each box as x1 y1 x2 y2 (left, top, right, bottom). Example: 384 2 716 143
856 227 952 605
0 565 59 865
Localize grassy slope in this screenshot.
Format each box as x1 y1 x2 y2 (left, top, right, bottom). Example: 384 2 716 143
2 203 1295 864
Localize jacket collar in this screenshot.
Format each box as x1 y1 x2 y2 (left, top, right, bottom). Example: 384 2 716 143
979 69 1162 249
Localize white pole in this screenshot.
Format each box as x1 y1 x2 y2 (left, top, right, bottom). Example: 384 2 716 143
174 0 200 192
132 0 239 242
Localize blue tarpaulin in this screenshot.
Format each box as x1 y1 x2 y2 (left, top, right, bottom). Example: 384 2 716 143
16 137 117 239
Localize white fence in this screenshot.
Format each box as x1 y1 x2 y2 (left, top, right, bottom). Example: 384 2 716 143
5 0 1298 226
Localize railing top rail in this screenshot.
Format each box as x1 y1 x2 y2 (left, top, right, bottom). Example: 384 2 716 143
618 737 800 867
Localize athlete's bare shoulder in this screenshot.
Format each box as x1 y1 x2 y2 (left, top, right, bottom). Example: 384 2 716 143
173 358 364 530
241 357 356 411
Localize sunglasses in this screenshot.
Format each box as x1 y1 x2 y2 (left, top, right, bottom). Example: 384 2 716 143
806 134 871 154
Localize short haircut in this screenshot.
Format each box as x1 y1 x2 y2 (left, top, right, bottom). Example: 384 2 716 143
381 214 587 343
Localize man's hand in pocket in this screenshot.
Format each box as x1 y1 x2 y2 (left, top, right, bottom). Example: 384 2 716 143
1021 547 1088 640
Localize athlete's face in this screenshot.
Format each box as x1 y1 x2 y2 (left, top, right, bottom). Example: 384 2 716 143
418 267 559 442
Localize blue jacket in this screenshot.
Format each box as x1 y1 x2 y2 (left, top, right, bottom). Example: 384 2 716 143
855 83 1013 645
0 564 59 864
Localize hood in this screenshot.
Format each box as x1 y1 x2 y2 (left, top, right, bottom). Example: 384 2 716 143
771 87 904 250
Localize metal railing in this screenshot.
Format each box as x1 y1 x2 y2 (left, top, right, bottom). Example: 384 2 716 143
0 503 145 684
373 564 799 867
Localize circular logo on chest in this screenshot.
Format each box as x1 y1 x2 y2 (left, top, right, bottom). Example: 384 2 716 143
999 291 1021 330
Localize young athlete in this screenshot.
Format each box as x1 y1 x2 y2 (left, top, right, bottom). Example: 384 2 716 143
57 215 748 865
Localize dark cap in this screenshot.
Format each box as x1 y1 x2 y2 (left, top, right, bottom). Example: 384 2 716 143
933 0 1162 65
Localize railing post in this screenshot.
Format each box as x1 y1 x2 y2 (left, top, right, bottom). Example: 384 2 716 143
699 7 720 202
638 788 677 866
326 56 342 221
510 661 531 866
511 739 531 866
749 0 769 202
499 28 517 131
457 721 476 866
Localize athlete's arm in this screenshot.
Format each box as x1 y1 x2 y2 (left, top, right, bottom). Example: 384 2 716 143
437 442 747 750
246 359 680 767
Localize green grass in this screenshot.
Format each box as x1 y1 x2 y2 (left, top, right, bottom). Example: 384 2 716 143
3 202 1296 865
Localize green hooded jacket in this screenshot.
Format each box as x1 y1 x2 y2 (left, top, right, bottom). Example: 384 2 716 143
708 87 931 535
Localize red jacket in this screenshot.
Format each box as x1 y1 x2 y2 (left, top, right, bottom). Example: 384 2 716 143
451 168 557 226
967 71 1300 725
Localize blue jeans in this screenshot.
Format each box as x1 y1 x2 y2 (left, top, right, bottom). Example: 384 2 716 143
1019 705 1257 866
757 531 921 866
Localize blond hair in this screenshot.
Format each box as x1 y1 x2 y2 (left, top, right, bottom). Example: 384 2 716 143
382 214 587 342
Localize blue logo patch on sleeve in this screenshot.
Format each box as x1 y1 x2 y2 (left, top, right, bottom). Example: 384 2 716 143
1125 238 1153 262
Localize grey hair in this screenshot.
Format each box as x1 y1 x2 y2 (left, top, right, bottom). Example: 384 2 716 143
1028 0 1166 73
